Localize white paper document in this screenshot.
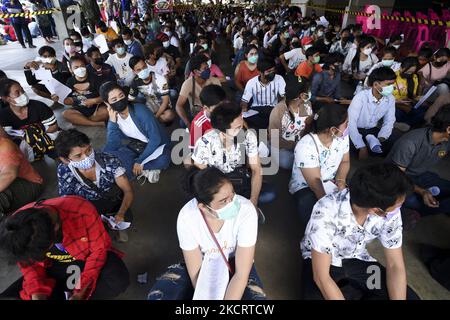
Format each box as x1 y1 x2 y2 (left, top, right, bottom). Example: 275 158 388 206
33 67 52 81
323 181 338 195
101 215 131 230
242 109 259 118
365 134 382 153
193 254 229 300
43 78 72 104
414 86 437 109
141 144 166 166
94 34 109 54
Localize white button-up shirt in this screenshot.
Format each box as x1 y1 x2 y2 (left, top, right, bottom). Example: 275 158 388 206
348 88 396 149
301 189 403 267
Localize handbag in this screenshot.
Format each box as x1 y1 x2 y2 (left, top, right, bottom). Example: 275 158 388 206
224 166 252 199
127 138 147 155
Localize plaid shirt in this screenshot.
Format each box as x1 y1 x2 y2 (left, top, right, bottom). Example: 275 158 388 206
15 196 114 300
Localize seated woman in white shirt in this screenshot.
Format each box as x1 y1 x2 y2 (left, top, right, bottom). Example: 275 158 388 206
348 67 398 160
148 167 266 300
301 163 419 300
363 46 401 88
343 36 379 91
192 102 276 210
269 75 313 170
289 104 350 225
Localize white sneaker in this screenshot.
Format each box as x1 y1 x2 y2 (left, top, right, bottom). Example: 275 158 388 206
394 122 410 132
137 170 161 185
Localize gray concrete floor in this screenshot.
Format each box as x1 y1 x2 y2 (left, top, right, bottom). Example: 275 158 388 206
0 37 449 299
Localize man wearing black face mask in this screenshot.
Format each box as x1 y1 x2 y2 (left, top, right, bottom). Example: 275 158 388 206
241 58 286 130
86 46 116 85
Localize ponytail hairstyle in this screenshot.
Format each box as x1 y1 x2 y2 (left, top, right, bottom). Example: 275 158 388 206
183 167 230 206
351 36 374 73
400 57 419 99
284 74 310 123
309 104 348 134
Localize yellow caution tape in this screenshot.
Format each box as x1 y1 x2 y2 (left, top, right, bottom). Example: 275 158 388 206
0 8 60 19
305 5 450 27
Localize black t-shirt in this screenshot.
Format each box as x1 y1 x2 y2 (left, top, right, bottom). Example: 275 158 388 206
315 39 332 55
66 71 101 106
86 63 116 86
0 99 55 130
164 45 180 62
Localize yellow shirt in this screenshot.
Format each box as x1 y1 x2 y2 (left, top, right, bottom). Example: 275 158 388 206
393 70 419 100
95 27 119 43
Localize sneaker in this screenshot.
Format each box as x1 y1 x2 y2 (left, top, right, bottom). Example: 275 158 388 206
394 122 410 132
257 208 266 225
28 44 37 48
137 169 161 185
118 230 129 243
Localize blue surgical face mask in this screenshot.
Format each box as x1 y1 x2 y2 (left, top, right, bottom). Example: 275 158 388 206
69 150 95 170
381 59 394 67
116 47 126 55
138 67 151 80
199 68 211 80
208 195 241 220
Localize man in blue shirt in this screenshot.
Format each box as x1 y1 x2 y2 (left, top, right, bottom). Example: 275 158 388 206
2 0 36 48
121 27 144 58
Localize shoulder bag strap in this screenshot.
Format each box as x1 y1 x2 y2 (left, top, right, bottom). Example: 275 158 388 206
308 133 322 181
199 210 234 274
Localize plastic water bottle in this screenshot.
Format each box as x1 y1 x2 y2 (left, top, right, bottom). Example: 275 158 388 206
428 186 440 196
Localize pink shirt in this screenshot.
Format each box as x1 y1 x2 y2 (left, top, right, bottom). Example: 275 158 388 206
419 61 450 88
190 64 224 78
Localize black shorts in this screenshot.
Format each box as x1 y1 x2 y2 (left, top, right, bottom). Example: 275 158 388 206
73 105 97 117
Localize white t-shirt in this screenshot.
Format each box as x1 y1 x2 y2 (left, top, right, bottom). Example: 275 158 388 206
117 114 148 143
289 133 349 194
170 36 180 48
177 196 258 259
233 36 244 50
283 48 306 70
106 53 135 86
147 57 169 77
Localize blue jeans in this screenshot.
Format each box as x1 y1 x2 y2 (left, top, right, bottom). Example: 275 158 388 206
294 187 318 226
404 172 450 216
148 262 266 300
272 148 294 170
107 144 171 180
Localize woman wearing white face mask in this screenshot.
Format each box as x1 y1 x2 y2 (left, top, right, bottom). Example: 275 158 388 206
269 75 313 170
0 79 59 160
61 38 79 70
343 37 379 88
63 56 109 127
148 167 266 300
289 105 350 225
